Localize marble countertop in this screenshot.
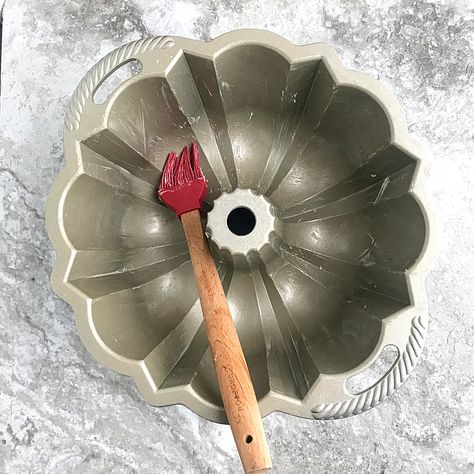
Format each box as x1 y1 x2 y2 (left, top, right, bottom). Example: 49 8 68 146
1 0 473 472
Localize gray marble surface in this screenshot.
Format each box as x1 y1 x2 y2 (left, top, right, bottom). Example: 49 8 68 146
1 0 473 472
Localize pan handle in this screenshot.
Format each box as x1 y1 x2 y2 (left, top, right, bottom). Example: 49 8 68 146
65 36 175 132
312 314 428 420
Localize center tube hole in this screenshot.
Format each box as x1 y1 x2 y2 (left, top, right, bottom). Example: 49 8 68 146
227 207 256 236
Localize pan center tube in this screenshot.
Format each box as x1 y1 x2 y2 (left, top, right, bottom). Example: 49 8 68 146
227 207 256 236
206 188 278 269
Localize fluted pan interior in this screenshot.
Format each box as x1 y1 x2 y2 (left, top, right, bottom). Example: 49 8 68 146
52 34 431 421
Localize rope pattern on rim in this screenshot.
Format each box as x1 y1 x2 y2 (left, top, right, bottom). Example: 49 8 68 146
312 315 427 419
65 36 174 131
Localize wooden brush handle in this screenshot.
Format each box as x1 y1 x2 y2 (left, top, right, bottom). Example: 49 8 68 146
181 210 272 473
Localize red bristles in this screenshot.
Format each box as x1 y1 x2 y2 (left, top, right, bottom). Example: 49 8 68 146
160 143 204 191
158 143 208 217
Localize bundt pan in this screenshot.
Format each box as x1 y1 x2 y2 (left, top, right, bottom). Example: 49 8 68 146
46 30 437 422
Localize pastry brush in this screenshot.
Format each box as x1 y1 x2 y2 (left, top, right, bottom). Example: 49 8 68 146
158 143 272 473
